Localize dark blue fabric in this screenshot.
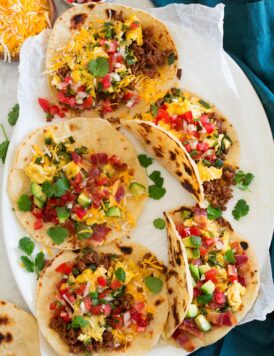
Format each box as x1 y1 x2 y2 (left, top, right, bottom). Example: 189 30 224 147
152 2 274 354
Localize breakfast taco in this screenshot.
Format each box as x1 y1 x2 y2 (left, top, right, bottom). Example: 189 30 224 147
0 300 40 355
124 89 240 209
36 241 168 355
163 205 259 352
8 118 147 249
45 2 178 120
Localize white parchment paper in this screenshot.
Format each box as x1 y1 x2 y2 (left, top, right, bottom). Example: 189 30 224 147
3 3 273 356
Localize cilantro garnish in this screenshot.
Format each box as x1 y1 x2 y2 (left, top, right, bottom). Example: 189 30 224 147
138 154 153 168
71 316 89 329
148 185 166 200
56 207 70 223
224 249 236 264
18 237 45 278
150 103 158 117
0 124 9 164
149 171 164 187
207 205 222 220
168 52 175 65
17 195 32 212
232 199 250 221
234 170 254 191
115 267 126 282
88 57 109 78
199 99 211 109
153 218 166 230
47 226 69 244
8 104 19 126
145 276 163 294
42 177 69 198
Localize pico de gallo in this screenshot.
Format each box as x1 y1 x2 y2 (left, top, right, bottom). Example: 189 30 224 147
49 248 165 353
172 206 250 352
46 11 175 116
17 130 146 246
138 88 237 210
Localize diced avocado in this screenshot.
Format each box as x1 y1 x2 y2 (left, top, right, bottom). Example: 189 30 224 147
197 294 212 304
34 197 44 209
31 183 46 203
129 182 146 197
182 210 191 219
106 207 122 218
189 264 200 282
192 248 200 259
201 280 215 295
77 223 93 240
199 264 211 275
192 278 196 287
183 235 202 248
186 248 193 260
195 314 211 332
186 304 199 318
77 193 91 208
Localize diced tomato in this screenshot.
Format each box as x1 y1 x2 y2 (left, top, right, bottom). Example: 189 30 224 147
102 100 113 114
197 142 209 152
73 207 87 220
110 280 121 290
205 268 217 282
64 76 72 83
90 305 102 315
109 315 123 329
31 208 43 219
182 111 193 123
101 304 111 315
131 22 139 29
83 296 92 311
155 108 170 124
96 177 108 186
106 41 117 54
75 283 87 296
50 302 58 310
175 223 189 238
204 238 214 246
60 312 71 323
200 114 209 126
199 246 207 257
135 302 145 313
97 277 107 287
214 289 226 305
227 264 238 282
56 262 73 275
99 289 111 299
34 218 43 230
57 91 76 107
49 105 59 115
83 95 93 109
204 123 215 134
184 143 192 153
38 98 51 113
124 91 134 101
71 151 81 164
101 74 112 89
99 38 106 46
238 275 246 287
189 227 200 236
171 117 183 130
137 326 146 332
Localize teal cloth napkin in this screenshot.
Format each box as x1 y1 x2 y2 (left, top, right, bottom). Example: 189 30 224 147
152 1 274 354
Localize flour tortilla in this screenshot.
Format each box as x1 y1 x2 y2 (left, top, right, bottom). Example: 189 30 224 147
8 117 147 250
123 95 240 204
164 206 260 350
36 241 169 356
0 300 40 355
46 2 178 121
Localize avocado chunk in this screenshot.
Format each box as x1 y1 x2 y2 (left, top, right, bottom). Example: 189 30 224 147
77 193 91 208
186 304 198 318
106 207 122 218
129 182 146 197
199 264 211 275
34 196 44 209
195 315 211 332
192 248 200 259
189 264 200 282
186 248 193 260
183 235 202 248
201 280 215 295
31 183 46 203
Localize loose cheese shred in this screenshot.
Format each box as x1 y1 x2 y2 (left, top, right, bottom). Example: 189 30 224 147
0 0 51 61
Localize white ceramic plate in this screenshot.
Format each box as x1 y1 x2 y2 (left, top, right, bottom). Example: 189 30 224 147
2 19 274 356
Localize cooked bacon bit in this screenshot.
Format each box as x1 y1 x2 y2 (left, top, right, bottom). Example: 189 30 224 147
206 311 237 327
90 153 109 165
91 224 111 242
173 329 196 352
115 185 125 203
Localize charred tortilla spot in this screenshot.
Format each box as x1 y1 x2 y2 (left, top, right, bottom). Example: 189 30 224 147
0 333 4 344
175 257 181 266
88 4 95 9
240 241 249 250
168 270 178 278
183 163 192 176
176 170 182 177
70 14 88 30
0 316 9 325
172 299 179 325
0 301 6 306
168 287 173 294
5 333 12 343
119 246 132 254
182 181 195 194
169 151 176 161
69 124 76 131
153 146 164 158
155 299 163 306
145 139 151 144
137 286 143 293
0 332 13 345
177 68 182 80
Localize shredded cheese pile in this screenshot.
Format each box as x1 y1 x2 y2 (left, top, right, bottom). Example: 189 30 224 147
0 0 51 61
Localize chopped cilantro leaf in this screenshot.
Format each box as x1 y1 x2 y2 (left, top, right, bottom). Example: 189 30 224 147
224 249 236 264
19 237 34 256
153 218 166 230
17 195 32 211
234 170 254 191
115 267 126 282
88 57 109 78
232 199 249 221
145 276 163 294
34 252 46 274
150 103 158 117
199 99 211 109
0 124 9 164
8 104 19 126
168 52 175 65
138 154 153 168
207 205 222 220
56 207 70 223
148 185 166 200
149 170 164 187
54 177 70 197
20 256 34 272
47 226 69 244
71 316 89 329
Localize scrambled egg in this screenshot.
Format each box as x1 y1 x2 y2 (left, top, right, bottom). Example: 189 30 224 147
62 161 80 179
24 162 56 184
78 315 106 342
166 100 190 116
197 161 223 182
226 282 246 311
125 15 143 46
114 260 138 285
75 267 107 292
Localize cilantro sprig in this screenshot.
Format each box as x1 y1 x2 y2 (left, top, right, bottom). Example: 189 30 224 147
153 218 166 230
18 237 46 278
207 205 222 220
138 154 166 200
8 104 19 126
88 57 109 78
234 170 254 191
232 199 250 221
42 177 69 198
0 124 9 164
47 226 69 245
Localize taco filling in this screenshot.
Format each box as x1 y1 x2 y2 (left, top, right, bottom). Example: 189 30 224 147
133 89 238 209
170 207 252 351
47 11 175 115
16 129 146 245
48 249 166 353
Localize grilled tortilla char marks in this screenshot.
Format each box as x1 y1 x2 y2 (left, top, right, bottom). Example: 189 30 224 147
0 316 9 325
119 246 133 254
70 13 88 30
